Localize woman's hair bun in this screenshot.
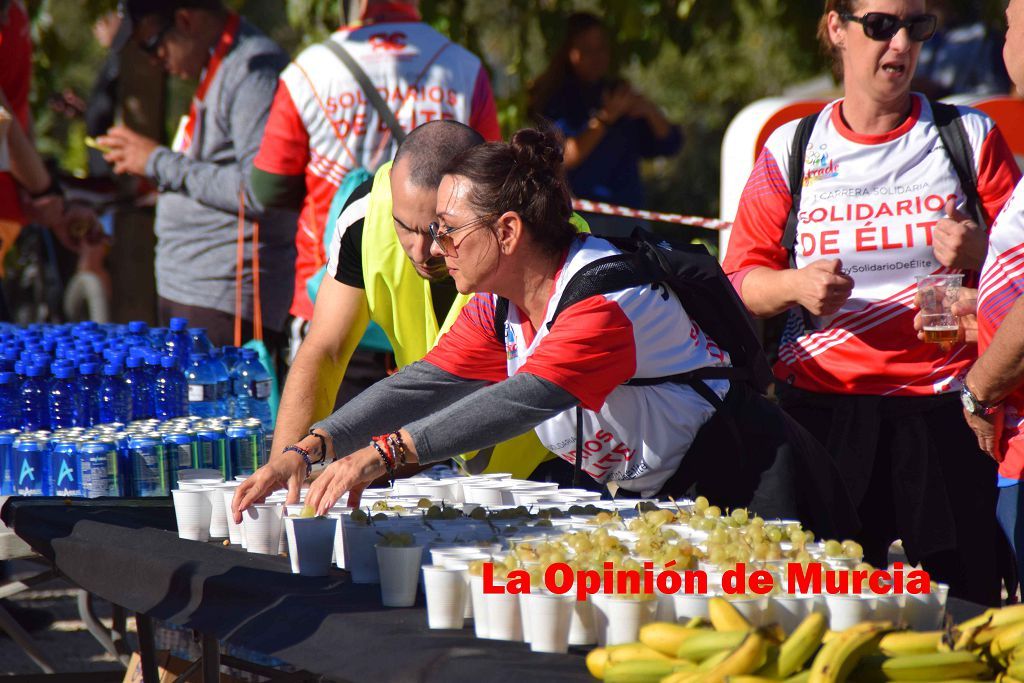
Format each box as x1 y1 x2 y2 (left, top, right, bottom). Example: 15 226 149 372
509 127 564 178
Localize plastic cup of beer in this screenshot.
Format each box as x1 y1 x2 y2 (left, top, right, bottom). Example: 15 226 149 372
916 274 964 343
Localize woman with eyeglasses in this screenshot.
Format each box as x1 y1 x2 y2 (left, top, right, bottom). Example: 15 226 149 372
722 0 1021 605
260 127 855 536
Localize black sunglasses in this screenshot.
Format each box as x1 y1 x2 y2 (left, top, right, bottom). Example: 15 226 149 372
840 12 938 42
139 21 171 56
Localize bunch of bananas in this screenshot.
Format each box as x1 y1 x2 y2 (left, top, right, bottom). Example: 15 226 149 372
583 596 1024 683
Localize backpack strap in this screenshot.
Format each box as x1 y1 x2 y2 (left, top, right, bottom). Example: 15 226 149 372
931 101 984 227
782 113 820 259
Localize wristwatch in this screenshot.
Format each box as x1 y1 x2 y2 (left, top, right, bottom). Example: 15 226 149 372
961 381 1000 416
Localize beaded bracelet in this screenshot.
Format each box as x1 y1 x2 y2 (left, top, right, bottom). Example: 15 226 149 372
386 432 409 467
308 431 329 464
283 444 313 476
370 438 395 485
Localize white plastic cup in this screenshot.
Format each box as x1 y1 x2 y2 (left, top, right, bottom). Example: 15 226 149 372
376 544 424 607
653 571 679 622
241 504 284 555
422 565 468 629
220 488 245 545
904 583 948 630
172 489 213 542
469 574 491 638
603 596 658 646
518 592 533 643
874 593 905 625
202 487 230 539
483 582 523 642
727 595 770 627
591 593 609 647
771 595 818 634
673 591 714 621
568 597 597 646
285 516 336 576
825 594 874 631
343 520 380 583
525 591 575 654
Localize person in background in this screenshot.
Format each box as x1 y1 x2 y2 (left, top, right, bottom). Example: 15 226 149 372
912 0 1011 99
935 0 1024 598
97 0 295 353
527 12 682 232
723 0 1020 605
250 0 500 366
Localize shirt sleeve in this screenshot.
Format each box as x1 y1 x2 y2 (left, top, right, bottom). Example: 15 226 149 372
468 66 502 142
253 80 310 176
977 125 1022 227
721 147 793 277
517 295 637 411
330 219 364 288
423 293 508 383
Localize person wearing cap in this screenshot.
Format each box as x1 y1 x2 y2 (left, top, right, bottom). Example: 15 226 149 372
97 0 295 352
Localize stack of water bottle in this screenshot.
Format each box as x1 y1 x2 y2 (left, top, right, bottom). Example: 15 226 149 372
0 317 275 497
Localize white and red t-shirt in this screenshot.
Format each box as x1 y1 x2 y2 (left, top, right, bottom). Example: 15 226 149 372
424 235 731 495
253 5 501 320
724 94 1019 396
978 177 1024 480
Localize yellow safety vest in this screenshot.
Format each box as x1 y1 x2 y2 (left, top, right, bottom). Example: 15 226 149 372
360 162 588 477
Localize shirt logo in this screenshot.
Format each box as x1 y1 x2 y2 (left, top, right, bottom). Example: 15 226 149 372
803 145 840 187
505 324 518 361
369 32 407 52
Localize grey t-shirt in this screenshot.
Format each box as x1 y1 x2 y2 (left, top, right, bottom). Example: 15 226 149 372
146 18 296 331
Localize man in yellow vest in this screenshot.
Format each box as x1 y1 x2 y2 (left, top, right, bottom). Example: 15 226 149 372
236 121 577 510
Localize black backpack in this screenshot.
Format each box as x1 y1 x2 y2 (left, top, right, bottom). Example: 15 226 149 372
766 101 984 361
492 229 773 486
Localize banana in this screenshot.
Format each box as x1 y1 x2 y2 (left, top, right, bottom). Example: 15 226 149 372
725 677 781 683
1008 661 1024 680
700 650 736 672
991 621 1024 659
880 651 990 681
603 659 686 683
588 644 672 679
785 671 811 683
701 632 770 683
988 605 1024 629
709 597 753 632
776 612 828 678
686 616 710 629
677 630 751 662
661 672 702 683
808 621 891 683
955 619 993 652
641 623 705 657
879 631 945 656
958 610 997 632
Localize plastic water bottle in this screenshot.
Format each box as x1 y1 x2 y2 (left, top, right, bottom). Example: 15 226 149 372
78 362 101 427
187 353 227 418
0 371 18 430
48 363 82 429
164 317 190 368
127 320 149 343
232 349 274 430
189 328 215 360
99 363 131 424
20 363 49 431
124 354 154 420
155 355 186 420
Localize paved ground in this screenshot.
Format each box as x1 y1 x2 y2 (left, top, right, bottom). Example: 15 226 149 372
0 562 127 676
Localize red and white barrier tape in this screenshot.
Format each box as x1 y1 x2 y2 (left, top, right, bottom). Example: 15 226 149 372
572 198 732 231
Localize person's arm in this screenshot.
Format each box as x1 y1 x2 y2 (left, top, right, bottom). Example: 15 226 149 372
232 274 369 518
965 296 1024 405
142 64 283 216
561 83 635 170
468 66 501 142
251 79 309 211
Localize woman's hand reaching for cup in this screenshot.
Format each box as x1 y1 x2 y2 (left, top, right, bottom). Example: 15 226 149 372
913 286 978 344
231 449 307 523
304 447 386 517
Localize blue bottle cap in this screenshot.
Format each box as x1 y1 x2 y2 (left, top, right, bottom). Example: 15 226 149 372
102 363 122 376
169 317 189 331
79 362 99 375
125 355 144 369
160 355 178 369
52 365 75 380
0 371 14 384
26 363 46 378
127 321 148 334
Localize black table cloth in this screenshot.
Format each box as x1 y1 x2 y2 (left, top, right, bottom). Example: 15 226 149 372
1 498 592 683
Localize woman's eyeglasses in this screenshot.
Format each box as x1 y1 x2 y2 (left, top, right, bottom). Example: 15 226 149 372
428 215 493 256
841 12 938 42
139 22 171 56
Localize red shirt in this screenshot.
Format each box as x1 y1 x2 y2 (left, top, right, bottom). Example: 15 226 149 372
0 1 32 224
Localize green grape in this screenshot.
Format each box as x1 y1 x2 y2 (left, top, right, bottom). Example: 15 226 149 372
709 528 729 546
842 540 863 559
372 513 388 522
417 498 432 508
823 540 843 557
469 507 487 520
694 496 710 512
765 527 783 543
298 505 317 519
731 508 749 525
706 505 722 519
350 509 368 524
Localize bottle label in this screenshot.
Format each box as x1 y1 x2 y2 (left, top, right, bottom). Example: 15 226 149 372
188 384 217 402
251 380 272 400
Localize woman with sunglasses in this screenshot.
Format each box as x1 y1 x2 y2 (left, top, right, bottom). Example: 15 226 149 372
273 128 855 532
722 0 1021 605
